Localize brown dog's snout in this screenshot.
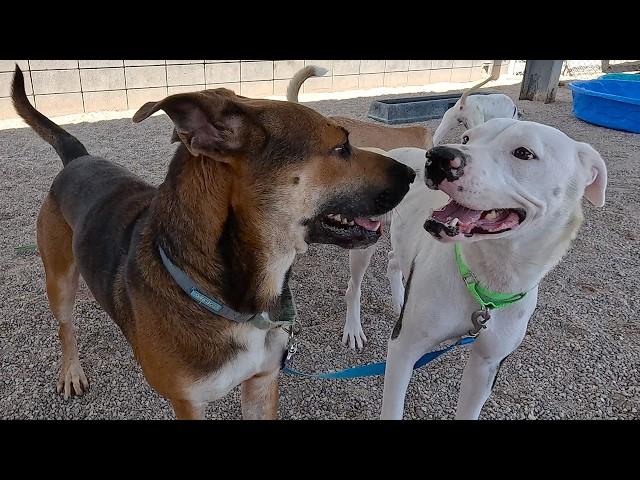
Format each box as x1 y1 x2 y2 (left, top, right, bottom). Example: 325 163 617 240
388 159 416 184
424 146 467 190
403 163 417 184
375 161 415 212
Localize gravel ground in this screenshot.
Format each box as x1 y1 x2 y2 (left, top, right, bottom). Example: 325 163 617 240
1 82 638 420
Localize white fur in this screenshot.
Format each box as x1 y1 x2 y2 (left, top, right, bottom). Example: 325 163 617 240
343 118 607 419
188 321 288 405
432 94 518 146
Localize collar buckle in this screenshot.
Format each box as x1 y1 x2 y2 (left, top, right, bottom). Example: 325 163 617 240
462 272 477 286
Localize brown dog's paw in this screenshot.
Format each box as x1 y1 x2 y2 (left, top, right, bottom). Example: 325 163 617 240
57 359 89 400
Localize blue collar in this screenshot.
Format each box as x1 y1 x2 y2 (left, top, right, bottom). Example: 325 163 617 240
158 246 295 330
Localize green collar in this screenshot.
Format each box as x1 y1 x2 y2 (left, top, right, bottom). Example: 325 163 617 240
454 243 527 310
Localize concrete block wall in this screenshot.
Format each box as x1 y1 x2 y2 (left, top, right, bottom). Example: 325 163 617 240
0 60 510 120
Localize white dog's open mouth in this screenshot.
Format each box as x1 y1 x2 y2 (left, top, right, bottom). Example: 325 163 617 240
424 198 526 239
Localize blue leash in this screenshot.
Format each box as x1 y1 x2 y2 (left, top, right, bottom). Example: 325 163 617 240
283 336 475 379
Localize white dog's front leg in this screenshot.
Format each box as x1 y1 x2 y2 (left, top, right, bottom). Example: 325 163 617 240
455 319 528 419
381 305 444 420
381 338 420 419
455 350 508 419
343 243 377 350
386 249 404 315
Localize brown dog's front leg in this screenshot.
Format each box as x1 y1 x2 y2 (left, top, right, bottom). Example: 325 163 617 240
240 370 279 420
171 399 205 420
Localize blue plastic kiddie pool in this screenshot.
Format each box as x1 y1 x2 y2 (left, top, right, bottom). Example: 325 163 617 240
568 78 640 133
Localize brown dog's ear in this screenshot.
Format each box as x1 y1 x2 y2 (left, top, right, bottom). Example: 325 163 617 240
133 92 258 159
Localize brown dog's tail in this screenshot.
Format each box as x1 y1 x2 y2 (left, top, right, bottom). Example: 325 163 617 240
286 65 329 102
11 65 88 166
459 61 501 106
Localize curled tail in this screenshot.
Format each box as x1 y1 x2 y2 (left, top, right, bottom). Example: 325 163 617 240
11 65 88 166
459 61 502 106
286 65 329 102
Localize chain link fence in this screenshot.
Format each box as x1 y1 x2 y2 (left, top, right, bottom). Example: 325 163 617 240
510 60 640 80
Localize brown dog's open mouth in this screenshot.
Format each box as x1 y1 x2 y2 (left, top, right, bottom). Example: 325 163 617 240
323 213 381 232
424 198 526 239
307 212 382 249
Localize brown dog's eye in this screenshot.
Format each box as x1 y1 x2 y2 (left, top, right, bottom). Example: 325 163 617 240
512 147 537 160
333 142 351 158
462 135 469 144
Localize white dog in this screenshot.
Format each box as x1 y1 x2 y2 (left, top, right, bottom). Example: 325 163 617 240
352 118 606 419
432 76 519 146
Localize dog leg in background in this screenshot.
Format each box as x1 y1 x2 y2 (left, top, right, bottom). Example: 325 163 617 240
241 369 279 420
386 249 404 315
455 316 529 419
37 196 89 400
343 244 377 350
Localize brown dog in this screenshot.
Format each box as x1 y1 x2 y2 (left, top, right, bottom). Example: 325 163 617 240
287 65 432 151
11 65 415 419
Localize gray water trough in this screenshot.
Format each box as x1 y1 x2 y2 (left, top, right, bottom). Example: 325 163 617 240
367 91 499 125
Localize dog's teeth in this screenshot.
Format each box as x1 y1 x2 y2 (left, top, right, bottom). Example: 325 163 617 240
485 210 498 221
450 217 459 227
341 218 349 225
334 214 342 222
348 220 355 226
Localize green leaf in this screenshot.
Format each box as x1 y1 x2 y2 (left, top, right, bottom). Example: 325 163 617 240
15 244 38 255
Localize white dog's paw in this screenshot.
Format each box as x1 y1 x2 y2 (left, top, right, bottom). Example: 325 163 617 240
392 301 403 316
342 323 368 351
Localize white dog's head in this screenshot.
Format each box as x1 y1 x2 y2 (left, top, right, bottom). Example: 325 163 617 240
432 100 484 146
423 118 607 243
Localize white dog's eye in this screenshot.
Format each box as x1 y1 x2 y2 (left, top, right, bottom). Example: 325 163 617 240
512 147 537 160
462 135 469 144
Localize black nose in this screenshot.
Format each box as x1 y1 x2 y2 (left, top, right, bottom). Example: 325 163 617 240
424 146 467 189
405 165 417 183
390 161 416 184
375 162 414 213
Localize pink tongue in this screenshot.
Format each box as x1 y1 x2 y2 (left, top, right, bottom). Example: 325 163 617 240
354 217 381 232
431 200 482 224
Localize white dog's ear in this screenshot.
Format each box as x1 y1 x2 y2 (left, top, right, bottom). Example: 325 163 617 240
577 142 607 207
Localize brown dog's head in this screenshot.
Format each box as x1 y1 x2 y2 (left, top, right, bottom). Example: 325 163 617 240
133 88 415 250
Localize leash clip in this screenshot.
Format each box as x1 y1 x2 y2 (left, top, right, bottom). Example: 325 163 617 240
286 341 298 362
283 321 300 363
469 308 491 338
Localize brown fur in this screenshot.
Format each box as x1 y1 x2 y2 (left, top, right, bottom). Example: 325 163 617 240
328 116 432 151
241 371 280 420
286 66 433 151
37 196 89 399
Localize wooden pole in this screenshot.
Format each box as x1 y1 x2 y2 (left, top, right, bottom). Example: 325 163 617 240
519 60 564 103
